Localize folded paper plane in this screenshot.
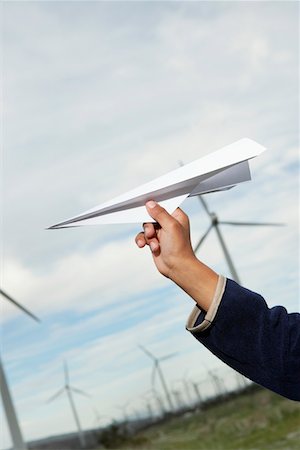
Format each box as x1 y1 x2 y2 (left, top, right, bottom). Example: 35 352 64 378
48 138 266 228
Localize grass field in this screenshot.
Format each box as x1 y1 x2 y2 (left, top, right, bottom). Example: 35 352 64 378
99 387 300 450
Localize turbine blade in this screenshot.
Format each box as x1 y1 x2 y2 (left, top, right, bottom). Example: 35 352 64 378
71 387 90 398
47 387 64 403
220 221 285 227
138 344 156 361
197 195 211 216
159 352 178 362
0 289 40 322
194 224 213 253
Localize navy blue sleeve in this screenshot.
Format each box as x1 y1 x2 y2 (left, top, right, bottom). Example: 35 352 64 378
191 279 300 401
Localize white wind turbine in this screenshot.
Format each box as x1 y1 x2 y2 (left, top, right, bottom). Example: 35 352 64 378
138 345 176 412
47 361 89 449
0 288 40 450
193 196 284 284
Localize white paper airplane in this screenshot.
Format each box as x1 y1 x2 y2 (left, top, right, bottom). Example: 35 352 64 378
48 138 266 228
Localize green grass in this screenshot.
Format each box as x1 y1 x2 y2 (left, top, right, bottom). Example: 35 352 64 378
98 387 300 450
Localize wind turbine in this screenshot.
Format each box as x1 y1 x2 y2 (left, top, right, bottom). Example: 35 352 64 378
207 368 227 398
0 288 40 450
145 388 165 416
138 345 176 412
142 392 155 421
171 386 185 411
193 196 283 284
191 380 203 406
47 361 89 449
117 400 130 423
91 405 109 429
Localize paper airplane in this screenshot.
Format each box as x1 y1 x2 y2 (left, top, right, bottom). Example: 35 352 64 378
48 138 266 228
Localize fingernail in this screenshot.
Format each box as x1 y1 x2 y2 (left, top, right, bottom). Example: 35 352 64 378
146 200 156 209
150 242 157 251
137 239 144 247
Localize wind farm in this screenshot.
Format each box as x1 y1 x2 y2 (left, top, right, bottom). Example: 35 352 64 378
2 2 299 449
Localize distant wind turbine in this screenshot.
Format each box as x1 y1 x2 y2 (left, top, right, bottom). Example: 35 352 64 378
142 392 155 421
191 380 203 405
144 388 165 416
171 388 185 410
47 361 89 449
0 288 40 450
91 406 109 428
151 388 165 416
207 368 227 398
138 345 176 412
117 401 130 422
193 196 284 284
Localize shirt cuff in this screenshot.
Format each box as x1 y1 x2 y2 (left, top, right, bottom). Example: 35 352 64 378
185 275 227 333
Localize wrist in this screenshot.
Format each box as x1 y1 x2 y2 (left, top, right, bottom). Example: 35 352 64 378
171 256 219 312
169 254 198 285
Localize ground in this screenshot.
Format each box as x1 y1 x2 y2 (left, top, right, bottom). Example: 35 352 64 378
97 387 300 450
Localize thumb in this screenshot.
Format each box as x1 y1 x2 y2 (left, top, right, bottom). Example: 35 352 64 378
145 200 176 230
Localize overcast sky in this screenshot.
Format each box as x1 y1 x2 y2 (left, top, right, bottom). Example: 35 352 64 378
1 1 299 448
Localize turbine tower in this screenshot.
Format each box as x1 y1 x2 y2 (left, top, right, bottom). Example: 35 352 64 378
139 345 176 412
47 361 89 449
0 288 40 450
194 196 283 283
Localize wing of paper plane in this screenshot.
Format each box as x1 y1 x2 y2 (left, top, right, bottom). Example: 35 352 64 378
48 138 266 228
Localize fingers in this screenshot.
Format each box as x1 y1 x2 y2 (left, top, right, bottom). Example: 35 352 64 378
135 230 159 253
143 222 156 239
143 222 160 252
172 208 189 229
148 238 160 253
145 200 177 229
135 232 146 248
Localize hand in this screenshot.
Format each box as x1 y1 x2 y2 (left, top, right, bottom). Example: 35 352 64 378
135 201 196 281
135 200 218 311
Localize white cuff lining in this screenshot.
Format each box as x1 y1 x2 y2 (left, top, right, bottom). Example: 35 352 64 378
186 275 226 333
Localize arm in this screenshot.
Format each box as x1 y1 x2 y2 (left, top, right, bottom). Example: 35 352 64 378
135 201 300 401
187 278 300 401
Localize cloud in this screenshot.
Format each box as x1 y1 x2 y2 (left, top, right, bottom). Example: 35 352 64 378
1 236 169 322
1 1 299 448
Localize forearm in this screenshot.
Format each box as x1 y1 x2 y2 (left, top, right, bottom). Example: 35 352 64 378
170 256 219 312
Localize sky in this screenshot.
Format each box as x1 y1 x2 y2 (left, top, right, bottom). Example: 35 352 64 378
0 0 299 448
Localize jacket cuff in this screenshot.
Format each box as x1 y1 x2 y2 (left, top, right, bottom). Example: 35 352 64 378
186 275 226 333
